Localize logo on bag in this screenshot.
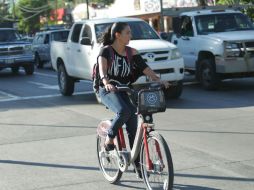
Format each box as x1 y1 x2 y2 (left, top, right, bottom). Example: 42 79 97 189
146 92 158 105
146 53 155 62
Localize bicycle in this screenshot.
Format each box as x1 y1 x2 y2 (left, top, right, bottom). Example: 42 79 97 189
96 83 174 190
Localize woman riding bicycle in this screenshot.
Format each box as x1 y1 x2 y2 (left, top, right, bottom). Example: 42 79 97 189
98 22 170 177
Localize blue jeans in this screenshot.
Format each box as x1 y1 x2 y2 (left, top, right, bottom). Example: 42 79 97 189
99 87 138 150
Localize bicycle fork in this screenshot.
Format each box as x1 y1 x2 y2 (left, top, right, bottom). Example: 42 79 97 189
143 123 153 171
142 123 164 172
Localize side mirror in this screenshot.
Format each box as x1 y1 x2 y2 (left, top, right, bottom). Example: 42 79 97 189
159 32 168 40
172 17 181 38
80 37 91 45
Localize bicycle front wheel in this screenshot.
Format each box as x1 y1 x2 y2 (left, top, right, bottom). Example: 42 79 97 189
140 131 174 190
96 135 122 183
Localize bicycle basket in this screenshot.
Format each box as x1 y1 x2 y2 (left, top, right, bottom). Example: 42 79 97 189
137 88 166 114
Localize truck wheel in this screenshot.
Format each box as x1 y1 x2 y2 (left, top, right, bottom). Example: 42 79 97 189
164 80 183 99
57 64 74 96
24 64 34 75
35 54 43 69
11 67 19 74
200 59 220 90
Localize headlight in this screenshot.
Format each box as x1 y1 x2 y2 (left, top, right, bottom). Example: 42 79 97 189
225 42 242 57
24 44 32 51
171 48 181 60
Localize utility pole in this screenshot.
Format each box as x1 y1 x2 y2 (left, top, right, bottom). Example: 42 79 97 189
86 0 89 19
159 0 164 32
55 0 58 24
12 0 16 20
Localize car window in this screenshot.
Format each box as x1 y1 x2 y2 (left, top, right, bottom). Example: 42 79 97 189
195 13 254 34
51 31 69 42
44 34 49 44
0 30 21 42
180 16 194 37
33 35 40 44
94 21 159 41
71 24 82 43
82 25 92 41
36 34 44 44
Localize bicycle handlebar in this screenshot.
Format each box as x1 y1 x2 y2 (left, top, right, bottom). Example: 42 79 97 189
116 85 135 94
117 82 164 92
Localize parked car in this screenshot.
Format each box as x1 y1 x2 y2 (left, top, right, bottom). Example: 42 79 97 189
50 17 184 102
171 8 254 90
32 29 69 68
0 28 34 75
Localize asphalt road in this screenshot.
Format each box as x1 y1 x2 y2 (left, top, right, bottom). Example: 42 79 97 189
0 68 254 190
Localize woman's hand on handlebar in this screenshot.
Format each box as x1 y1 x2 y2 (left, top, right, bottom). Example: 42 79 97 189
160 81 171 89
105 83 116 92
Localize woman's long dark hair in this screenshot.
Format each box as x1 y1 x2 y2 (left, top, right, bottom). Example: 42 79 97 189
99 22 129 46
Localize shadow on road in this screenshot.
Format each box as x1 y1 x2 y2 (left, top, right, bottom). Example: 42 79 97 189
174 184 220 190
157 128 254 135
1 159 254 183
1 159 253 189
1 71 254 110
167 78 254 109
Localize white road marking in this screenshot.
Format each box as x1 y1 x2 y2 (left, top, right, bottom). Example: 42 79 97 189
1 69 199 103
33 72 57 78
33 71 93 84
0 90 19 99
28 81 59 90
0 91 94 103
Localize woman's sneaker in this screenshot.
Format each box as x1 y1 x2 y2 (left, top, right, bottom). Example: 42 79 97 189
104 143 115 151
133 166 150 179
133 168 142 179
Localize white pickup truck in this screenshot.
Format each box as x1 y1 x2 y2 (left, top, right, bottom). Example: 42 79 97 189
51 17 184 101
171 8 254 90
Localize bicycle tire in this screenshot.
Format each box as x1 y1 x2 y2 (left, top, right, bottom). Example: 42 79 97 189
96 135 122 183
140 131 174 190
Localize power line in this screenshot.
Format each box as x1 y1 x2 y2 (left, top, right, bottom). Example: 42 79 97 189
18 4 49 11
17 4 49 13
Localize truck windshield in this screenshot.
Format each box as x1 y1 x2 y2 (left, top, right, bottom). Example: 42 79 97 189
95 21 159 41
51 31 70 42
195 13 254 34
0 30 22 42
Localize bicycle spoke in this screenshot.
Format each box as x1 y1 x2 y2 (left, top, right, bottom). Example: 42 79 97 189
96 135 122 183
140 131 174 190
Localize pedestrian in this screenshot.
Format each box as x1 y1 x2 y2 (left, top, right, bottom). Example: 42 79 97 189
98 21 170 177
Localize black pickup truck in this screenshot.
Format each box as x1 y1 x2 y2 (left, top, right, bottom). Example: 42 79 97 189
0 28 34 75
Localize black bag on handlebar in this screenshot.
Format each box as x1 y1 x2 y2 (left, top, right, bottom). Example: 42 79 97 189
137 88 166 114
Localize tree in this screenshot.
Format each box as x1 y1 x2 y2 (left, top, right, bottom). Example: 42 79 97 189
16 0 50 34
91 0 115 5
0 1 14 23
216 0 254 19
197 0 208 6
241 0 254 19
216 0 240 4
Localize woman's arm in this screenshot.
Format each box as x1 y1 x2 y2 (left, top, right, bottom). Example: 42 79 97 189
143 67 160 81
98 56 115 91
132 48 170 88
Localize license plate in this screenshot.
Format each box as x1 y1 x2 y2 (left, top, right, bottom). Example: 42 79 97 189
5 59 14 64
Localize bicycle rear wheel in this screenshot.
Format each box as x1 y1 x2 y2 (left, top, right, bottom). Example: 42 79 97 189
140 131 174 190
96 135 122 183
